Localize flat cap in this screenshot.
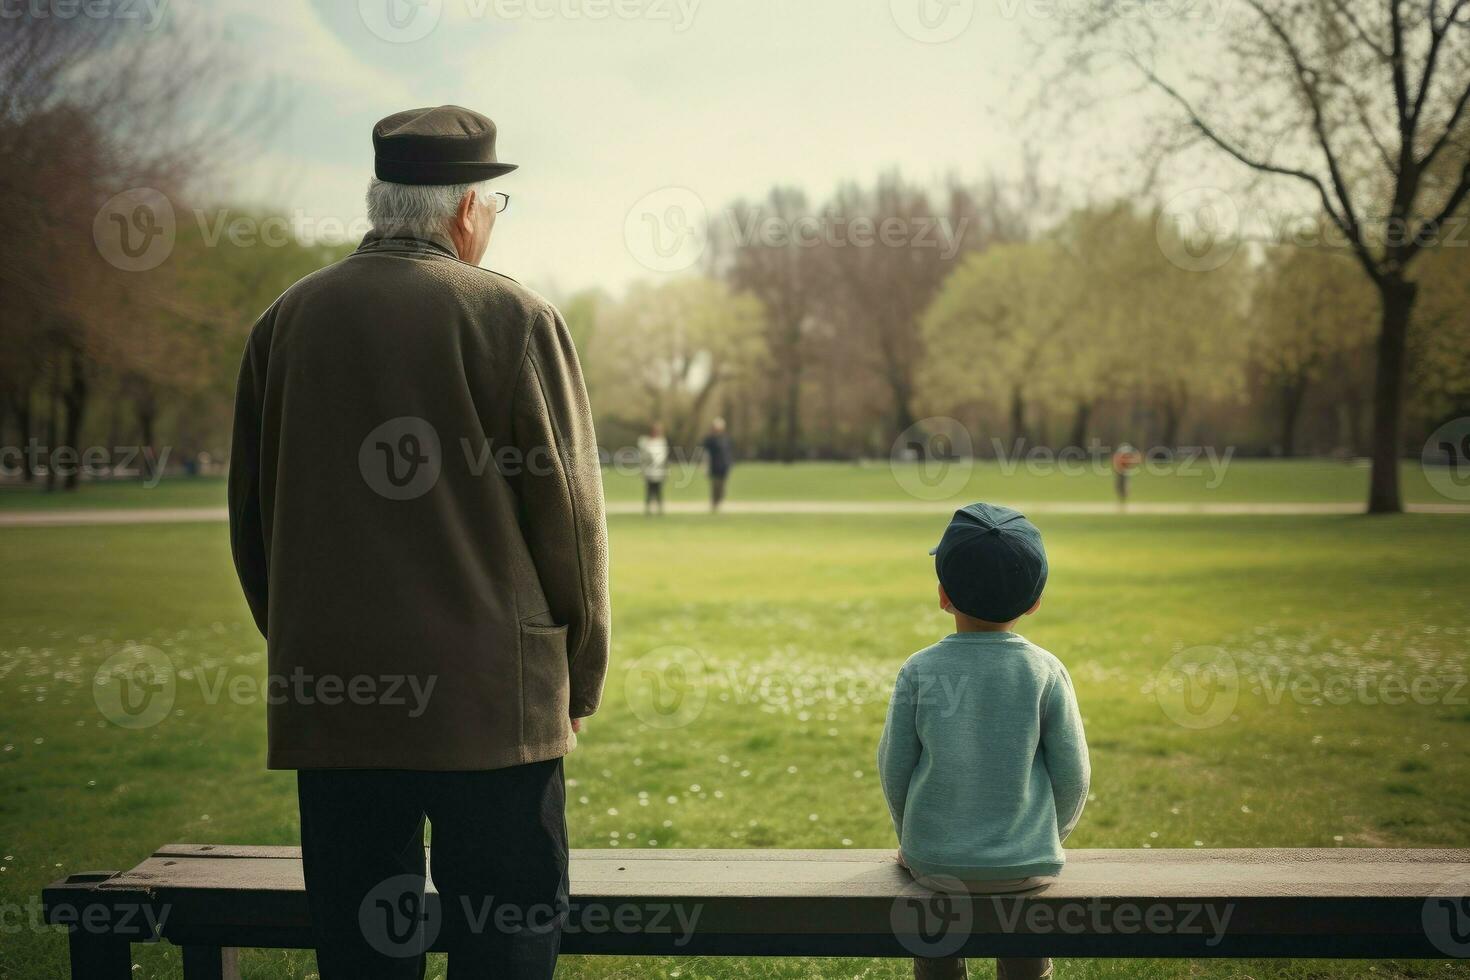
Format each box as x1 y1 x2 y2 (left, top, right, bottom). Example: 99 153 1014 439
372 105 517 185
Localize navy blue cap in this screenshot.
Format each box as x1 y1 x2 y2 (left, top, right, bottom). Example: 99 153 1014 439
930 503 1048 623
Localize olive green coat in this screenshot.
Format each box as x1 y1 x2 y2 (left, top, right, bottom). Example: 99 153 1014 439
229 232 610 770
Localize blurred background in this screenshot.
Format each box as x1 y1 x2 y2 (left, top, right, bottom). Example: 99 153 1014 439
2 0 1466 507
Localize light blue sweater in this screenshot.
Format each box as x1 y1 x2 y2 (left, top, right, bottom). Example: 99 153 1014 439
877 631 1090 881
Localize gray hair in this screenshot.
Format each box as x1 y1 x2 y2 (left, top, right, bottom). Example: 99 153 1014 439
365 177 493 239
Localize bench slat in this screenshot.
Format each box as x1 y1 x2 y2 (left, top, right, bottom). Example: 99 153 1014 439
43 846 1470 961
115 847 1468 899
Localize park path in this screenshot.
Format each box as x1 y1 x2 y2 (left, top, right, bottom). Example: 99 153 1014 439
1 500 1468 527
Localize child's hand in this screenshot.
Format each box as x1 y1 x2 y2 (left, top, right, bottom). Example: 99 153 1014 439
571 717 585 734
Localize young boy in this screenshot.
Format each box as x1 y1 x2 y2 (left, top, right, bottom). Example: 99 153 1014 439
878 503 1090 980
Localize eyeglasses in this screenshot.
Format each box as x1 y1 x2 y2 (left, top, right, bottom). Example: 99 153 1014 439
490 192 510 214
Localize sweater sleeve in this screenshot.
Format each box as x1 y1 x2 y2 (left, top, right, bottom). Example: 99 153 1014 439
511 306 611 718
877 668 921 838
227 321 270 637
1041 663 1091 841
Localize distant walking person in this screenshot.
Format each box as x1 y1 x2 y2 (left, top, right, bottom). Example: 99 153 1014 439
702 417 734 513
1112 443 1142 507
638 422 670 515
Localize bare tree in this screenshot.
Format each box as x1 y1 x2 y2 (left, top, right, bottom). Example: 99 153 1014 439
1047 0 1470 511
715 188 820 461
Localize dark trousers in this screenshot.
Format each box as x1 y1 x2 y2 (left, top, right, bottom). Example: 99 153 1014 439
644 478 664 513
709 474 727 510
297 759 568 980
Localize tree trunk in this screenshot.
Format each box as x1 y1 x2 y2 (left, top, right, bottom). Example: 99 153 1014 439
1160 393 1184 450
1367 279 1416 514
1279 375 1307 458
44 362 59 492
1009 388 1027 447
1068 401 1092 450
61 350 88 491
7 387 34 481
781 368 801 463
138 408 157 482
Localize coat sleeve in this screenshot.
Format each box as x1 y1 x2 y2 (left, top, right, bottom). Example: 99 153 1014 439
228 324 270 637
877 668 920 838
1041 663 1091 841
511 305 611 719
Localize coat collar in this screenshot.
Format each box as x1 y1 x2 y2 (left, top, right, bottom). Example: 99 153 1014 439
356 229 459 260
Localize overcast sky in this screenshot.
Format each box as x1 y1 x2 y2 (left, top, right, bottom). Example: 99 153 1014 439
159 0 1224 295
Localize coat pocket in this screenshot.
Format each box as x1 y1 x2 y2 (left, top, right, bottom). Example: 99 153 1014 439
520 622 572 747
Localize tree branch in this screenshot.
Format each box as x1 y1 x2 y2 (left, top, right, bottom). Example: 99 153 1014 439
1242 0 1368 269
1412 0 1469 123
1402 157 1470 266
1130 56 1384 283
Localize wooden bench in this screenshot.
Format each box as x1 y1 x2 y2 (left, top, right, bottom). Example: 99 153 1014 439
42 845 1470 978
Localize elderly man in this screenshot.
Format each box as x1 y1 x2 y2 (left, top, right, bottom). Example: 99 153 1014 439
228 106 610 979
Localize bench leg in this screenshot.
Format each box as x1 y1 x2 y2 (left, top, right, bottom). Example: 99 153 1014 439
182 945 241 980
66 930 131 979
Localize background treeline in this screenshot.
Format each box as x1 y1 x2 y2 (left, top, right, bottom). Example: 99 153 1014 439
574 184 1470 463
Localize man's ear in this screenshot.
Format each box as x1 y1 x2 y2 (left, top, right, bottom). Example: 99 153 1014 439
454 189 478 237
938 583 952 612
1025 595 1043 616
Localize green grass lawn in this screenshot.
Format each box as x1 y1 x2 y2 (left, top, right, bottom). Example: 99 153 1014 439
0 458 1452 510
2 511 1468 978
